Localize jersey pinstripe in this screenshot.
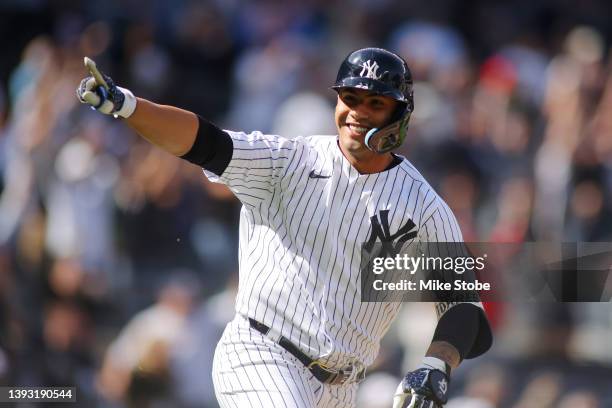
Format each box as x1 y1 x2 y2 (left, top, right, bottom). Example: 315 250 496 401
204 131 479 369
213 315 357 408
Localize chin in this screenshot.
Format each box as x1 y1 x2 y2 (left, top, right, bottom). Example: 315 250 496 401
340 139 370 159
339 130 363 149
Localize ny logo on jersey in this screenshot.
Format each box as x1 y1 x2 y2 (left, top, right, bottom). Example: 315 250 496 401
359 59 380 79
364 210 417 257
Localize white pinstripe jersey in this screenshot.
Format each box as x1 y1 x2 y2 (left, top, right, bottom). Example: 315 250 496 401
204 131 470 368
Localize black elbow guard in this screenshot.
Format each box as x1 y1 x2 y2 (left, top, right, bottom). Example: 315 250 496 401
181 115 233 176
432 303 493 360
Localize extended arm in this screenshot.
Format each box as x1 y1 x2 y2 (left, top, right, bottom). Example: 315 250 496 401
76 58 198 157
125 98 198 157
76 57 292 204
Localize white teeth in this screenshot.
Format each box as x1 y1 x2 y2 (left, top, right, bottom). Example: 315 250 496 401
349 124 369 134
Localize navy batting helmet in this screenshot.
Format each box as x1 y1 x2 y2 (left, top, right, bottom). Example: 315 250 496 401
332 47 414 153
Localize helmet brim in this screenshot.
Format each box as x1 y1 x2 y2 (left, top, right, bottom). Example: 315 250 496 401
331 77 408 103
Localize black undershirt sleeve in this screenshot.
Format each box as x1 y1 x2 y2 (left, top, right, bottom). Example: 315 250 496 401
432 303 493 361
180 115 233 176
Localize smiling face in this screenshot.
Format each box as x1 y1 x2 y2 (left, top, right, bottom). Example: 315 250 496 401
335 88 399 163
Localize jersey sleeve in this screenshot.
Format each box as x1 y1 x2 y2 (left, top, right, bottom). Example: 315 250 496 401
418 196 464 243
418 196 493 359
203 130 301 207
417 197 469 276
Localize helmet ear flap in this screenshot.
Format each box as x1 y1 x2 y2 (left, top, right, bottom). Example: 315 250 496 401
364 102 410 154
391 102 408 123
364 112 410 154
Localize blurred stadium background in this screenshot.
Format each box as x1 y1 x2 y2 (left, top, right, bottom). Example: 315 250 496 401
1 0 612 407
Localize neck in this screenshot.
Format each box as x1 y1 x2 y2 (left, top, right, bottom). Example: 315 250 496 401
339 142 394 174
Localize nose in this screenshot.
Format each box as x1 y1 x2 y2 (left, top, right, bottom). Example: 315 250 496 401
350 103 371 121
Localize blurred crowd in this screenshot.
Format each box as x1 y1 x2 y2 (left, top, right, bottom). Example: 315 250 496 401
1 0 612 407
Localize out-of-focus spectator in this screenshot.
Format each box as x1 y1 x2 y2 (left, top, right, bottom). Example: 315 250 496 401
271 91 335 138
170 276 238 408
45 135 120 279
489 177 534 242
41 300 95 387
511 371 562 408
97 271 200 406
447 364 507 408
225 34 319 132
557 390 600 408
356 372 398 408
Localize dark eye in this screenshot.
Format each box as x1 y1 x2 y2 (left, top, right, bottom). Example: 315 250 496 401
341 93 359 107
369 98 386 109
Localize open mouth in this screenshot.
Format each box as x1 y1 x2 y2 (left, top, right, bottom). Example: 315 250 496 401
346 123 371 136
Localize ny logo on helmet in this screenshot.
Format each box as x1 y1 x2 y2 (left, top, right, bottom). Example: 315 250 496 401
360 60 380 80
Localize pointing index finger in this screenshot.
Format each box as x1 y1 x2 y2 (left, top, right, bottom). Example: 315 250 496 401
83 57 109 90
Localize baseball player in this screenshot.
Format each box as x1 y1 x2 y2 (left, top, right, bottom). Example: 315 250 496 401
77 48 492 408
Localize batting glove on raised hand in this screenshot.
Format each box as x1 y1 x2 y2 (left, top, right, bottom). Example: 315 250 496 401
393 357 451 408
76 57 137 118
